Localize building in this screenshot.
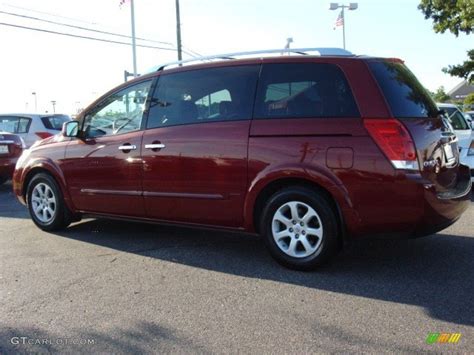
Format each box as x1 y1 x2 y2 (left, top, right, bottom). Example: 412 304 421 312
448 80 474 101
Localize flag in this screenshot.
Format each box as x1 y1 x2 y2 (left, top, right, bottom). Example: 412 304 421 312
333 10 344 29
119 0 130 8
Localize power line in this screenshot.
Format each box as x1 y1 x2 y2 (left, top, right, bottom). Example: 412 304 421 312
0 21 177 51
2 3 99 26
0 9 174 46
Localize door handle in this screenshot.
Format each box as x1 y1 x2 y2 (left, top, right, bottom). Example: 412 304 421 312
145 143 166 150
118 144 137 151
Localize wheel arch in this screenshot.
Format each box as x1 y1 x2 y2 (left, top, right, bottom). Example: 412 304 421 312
254 176 341 227
22 162 75 212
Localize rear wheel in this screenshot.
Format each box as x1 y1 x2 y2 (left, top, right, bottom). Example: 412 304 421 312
260 186 339 270
27 173 72 231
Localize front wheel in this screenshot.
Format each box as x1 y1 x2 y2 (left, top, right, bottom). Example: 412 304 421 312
260 186 339 270
27 173 72 231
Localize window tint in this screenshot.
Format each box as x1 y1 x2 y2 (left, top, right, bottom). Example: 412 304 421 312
368 61 438 118
41 115 70 130
147 65 259 129
254 63 359 119
0 116 30 133
83 80 152 138
195 89 232 119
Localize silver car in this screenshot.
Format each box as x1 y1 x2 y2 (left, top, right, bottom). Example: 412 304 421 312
0 114 71 147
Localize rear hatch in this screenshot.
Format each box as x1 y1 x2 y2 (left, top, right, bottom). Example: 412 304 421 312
366 59 470 197
0 132 23 158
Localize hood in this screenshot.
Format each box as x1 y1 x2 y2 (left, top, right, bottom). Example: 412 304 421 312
30 132 65 149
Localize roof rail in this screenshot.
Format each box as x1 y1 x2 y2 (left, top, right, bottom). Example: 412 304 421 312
149 47 353 72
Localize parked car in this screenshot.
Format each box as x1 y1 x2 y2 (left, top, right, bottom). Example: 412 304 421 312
13 49 472 270
465 111 474 127
436 103 474 183
0 132 25 185
0 114 71 147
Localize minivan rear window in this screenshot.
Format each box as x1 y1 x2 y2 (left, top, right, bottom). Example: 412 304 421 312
368 60 438 118
41 115 70 130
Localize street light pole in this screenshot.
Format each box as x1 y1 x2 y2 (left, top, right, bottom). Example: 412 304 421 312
32 92 37 112
51 100 56 113
330 2 358 50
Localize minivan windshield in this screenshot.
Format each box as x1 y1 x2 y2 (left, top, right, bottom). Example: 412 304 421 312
368 60 439 118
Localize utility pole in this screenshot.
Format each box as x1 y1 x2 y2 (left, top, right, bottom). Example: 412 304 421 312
175 0 183 61
130 0 138 77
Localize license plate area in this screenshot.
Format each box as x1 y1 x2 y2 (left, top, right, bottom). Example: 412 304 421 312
0 145 9 154
443 143 456 165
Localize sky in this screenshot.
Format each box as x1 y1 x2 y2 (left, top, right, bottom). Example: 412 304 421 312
0 0 472 114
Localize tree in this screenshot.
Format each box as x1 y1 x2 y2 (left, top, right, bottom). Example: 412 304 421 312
464 92 474 107
432 86 451 102
419 0 473 82
443 49 474 83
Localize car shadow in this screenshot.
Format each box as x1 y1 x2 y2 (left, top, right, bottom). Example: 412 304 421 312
0 181 29 219
52 217 474 327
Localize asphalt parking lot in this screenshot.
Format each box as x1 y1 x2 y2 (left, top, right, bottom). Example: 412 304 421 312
0 181 473 353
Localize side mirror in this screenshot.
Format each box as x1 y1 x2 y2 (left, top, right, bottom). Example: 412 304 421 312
62 121 79 137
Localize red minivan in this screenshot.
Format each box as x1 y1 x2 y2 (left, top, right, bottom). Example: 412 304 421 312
13 50 472 269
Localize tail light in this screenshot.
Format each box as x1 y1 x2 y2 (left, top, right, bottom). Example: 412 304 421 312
35 132 53 139
363 118 419 171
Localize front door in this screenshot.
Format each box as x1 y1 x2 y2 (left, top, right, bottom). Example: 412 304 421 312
63 79 153 217
141 65 260 227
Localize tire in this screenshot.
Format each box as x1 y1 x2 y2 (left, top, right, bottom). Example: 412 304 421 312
260 186 339 271
27 173 72 231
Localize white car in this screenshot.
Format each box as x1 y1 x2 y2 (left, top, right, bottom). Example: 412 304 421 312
0 114 71 147
465 111 474 128
437 103 474 182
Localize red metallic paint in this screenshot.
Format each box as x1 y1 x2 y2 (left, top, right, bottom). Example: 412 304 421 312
63 130 145 217
141 120 250 227
12 56 471 240
0 133 23 180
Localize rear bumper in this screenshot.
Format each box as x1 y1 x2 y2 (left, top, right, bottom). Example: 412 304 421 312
413 164 471 237
0 157 18 179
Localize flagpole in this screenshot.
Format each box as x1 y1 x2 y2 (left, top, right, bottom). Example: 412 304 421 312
130 0 138 77
175 0 183 62
342 6 346 50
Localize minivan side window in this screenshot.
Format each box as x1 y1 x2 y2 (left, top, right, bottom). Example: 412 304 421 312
147 65 260 129
254 63 360 119
83 80 152 138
